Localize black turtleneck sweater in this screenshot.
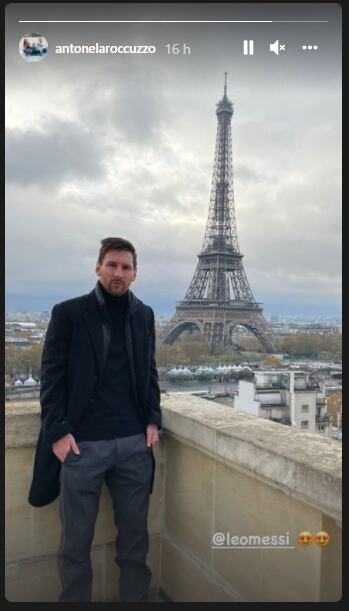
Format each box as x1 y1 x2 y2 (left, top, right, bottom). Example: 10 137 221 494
75 282 143 440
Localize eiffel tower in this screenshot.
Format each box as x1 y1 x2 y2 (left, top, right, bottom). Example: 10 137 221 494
159 74 279 355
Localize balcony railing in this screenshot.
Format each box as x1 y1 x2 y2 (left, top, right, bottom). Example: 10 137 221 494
175 300 261 309
5 396 342 603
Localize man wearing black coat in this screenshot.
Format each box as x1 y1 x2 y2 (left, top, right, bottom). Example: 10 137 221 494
28 237 162 602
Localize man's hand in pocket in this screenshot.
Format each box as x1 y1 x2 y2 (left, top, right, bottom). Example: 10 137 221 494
52 433 80 463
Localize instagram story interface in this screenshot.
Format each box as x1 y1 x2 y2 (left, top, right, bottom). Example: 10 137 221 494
5 3 341 604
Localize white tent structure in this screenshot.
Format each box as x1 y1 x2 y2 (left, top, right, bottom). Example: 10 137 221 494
24 375 37 386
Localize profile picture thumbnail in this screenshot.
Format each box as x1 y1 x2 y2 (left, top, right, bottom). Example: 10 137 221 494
19 33 48 62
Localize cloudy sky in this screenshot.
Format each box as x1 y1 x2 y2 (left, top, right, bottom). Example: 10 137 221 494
5 3 341 317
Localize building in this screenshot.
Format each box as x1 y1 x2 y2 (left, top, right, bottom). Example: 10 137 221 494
288 323 341 335
270 322 342 337
5 337 31 348
5 322 37 330
234 369 332 436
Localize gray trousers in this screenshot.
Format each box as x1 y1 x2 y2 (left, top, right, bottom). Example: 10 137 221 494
57 432 153 602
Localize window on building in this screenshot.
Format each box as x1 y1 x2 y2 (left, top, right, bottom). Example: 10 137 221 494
301 405 309 412
301 420 309 428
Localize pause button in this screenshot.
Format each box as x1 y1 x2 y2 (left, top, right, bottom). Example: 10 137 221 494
243 40 254 55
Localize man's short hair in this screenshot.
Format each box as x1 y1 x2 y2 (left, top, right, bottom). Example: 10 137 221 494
98 237 137 269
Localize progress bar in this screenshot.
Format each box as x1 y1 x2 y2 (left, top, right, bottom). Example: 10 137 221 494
18 20 329 24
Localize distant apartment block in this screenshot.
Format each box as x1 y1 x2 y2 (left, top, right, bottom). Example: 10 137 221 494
234 370 332 436
270 322 342 336
5 321 37 330
5 337 31 348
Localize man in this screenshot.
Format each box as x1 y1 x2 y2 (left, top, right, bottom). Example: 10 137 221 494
28 237 162 602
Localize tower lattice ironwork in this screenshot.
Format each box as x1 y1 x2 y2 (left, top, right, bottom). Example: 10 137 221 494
159 75 279 354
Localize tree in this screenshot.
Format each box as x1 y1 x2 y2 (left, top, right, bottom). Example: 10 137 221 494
196 370 216 382
206 353 245 365
262 355 282 368
5 344 43 379
235 336 263 351
282 333 342 360
240 368 254 380
236 368 254 381
177 332 210 365
5 346 22 377
326 394 342 427
156 344 185 367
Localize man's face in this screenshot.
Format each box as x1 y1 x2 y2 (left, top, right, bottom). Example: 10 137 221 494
96 249 137 296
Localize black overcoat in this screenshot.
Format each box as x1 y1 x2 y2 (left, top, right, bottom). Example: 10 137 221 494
28 283 162 507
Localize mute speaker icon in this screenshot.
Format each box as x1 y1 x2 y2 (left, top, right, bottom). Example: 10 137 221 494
269 40 286 55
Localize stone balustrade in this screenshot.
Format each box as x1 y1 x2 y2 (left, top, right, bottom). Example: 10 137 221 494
5 394 342 602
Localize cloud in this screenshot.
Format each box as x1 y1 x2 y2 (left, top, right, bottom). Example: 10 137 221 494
6 120 110 186
5 19 341 316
